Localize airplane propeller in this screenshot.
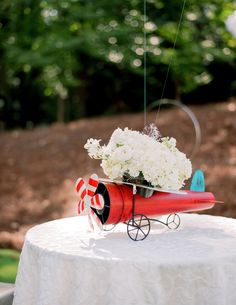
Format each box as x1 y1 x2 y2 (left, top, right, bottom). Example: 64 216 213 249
76 174 104 230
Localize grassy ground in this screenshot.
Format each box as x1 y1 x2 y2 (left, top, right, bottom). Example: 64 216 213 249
0 249 20 283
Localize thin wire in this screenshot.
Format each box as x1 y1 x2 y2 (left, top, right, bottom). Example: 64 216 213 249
155 0 187 125
143 0 147 127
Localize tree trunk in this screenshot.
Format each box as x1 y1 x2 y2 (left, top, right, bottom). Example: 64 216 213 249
57 98 65 122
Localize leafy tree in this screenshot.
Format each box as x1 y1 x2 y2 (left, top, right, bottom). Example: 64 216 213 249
0 0 235 128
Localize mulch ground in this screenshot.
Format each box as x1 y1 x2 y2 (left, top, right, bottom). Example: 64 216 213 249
0 100 235 249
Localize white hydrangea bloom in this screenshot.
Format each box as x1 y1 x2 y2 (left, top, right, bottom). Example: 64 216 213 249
225 11 236 38
84 138 102 158
84 127 192 190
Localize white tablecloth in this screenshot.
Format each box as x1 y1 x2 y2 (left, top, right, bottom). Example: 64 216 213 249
13 214 236 305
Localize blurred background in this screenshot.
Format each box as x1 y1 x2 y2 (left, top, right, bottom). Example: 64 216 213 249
0 0 236 283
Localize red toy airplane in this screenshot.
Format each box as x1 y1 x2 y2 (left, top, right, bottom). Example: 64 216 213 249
76 170 221 241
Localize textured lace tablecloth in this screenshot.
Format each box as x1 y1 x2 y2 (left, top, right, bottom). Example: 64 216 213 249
13 214 236 305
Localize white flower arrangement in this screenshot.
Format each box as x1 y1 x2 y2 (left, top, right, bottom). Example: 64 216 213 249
84 126 192 190
225 11 236 38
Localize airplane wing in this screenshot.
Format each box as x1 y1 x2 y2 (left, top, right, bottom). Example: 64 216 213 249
99 178 187 195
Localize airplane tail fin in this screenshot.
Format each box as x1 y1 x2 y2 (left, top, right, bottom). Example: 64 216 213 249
190 170 205 192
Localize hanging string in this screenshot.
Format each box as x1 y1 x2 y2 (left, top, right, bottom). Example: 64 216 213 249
143 0 147 127
154 0 187 125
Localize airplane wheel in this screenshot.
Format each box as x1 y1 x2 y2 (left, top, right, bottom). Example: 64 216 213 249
167 213 180 230
127 214 150 241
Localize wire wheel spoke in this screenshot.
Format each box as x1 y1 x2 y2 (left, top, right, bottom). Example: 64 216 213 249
167 213 181 230
128 226 141 232
140 223 151 228
139 227 147 237
135 228 140 241
127 214 151 241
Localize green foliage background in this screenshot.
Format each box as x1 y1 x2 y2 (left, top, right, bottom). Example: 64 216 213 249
0 0 235 128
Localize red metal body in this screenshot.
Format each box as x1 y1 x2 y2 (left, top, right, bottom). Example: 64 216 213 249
99 183 215 225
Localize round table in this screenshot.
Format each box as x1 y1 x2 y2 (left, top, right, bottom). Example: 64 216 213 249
13 214 236 305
